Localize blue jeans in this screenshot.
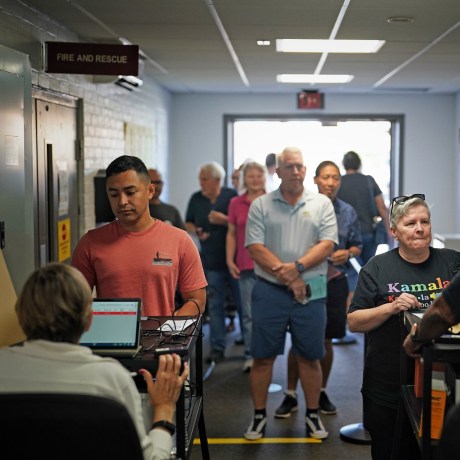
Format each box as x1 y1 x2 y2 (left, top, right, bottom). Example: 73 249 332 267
238 270 256 359
206 269 242 353
360 232 378 265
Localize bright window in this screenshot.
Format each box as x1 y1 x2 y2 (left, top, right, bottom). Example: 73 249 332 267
231 118 398 205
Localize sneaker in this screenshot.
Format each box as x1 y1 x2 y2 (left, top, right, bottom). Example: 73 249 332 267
305 413 329 439
242 358 253 373
244 414 267 440
205 350 224 364
319 390 337 415
274 394 298 418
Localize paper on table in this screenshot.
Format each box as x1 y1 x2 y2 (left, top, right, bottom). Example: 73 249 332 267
159 318 197 332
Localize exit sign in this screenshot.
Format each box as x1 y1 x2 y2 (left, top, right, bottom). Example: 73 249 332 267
297 91 324 109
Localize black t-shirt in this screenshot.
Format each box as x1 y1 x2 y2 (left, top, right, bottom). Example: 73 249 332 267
349 247 460 408
149 202 185 230
185 187 237 270
337 173 382 234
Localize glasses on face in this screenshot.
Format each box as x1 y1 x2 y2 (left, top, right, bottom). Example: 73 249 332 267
390 193 425 215
151 180 164 185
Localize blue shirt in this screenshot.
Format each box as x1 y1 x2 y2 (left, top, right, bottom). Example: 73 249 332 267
333 198 363 273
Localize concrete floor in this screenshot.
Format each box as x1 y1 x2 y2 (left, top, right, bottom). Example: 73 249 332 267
189 320 372 460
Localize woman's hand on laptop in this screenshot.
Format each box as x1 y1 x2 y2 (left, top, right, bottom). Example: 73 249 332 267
140 354 189 423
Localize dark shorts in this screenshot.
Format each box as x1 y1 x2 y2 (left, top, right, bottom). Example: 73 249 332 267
325 274 349 339
251 278 326 360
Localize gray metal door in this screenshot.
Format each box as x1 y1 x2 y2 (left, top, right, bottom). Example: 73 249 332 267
34 97 79 265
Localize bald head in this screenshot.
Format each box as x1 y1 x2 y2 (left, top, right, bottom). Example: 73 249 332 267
148 169 163 202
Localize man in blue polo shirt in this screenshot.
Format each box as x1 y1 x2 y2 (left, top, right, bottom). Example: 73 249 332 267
243 147 338 441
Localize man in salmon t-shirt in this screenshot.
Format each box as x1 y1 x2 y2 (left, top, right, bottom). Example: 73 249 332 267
71 155 207 317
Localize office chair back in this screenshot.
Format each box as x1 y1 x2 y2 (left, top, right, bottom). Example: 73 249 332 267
0 393 144 460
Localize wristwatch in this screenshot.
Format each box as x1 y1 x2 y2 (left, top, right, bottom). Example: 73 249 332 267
151 420 176 436
295 260 305 273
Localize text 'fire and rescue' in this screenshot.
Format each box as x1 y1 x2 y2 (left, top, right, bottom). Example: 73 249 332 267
56 53 127 64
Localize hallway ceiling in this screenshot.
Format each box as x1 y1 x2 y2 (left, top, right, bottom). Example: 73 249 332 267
24 0 460 94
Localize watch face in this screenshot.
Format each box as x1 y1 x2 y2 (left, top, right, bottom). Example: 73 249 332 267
296 261 305 273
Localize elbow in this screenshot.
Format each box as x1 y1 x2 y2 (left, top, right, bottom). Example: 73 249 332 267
347 313 359 333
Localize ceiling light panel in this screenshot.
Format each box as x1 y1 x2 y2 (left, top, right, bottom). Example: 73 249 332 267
276 39 385 53
276 74 354 84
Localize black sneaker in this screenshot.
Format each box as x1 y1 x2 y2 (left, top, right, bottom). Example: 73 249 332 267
205 350 224 364
319 390 337 415
244 414 267 440
305 413 329 439
274 394 298 418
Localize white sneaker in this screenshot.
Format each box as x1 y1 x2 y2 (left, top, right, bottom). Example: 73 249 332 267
305 413 329 439
244 414 266 440
242 358 253 372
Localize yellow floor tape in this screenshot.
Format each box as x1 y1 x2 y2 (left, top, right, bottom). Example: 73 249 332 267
194 437 322 444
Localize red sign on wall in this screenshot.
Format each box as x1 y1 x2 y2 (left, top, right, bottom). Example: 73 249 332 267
46 42 139 76
297 91 324 109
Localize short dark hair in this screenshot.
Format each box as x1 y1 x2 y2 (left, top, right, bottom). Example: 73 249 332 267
265 153 277 168
342 151 361 170
315 160 340 178
105 155 150 183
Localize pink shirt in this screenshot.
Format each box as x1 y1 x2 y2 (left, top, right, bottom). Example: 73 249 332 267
71 220 207 316
228 193 257 271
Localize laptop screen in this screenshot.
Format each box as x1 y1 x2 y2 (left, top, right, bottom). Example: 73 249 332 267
80 298 142 350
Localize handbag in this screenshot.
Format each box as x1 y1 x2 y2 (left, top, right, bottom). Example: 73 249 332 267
367 176 388 245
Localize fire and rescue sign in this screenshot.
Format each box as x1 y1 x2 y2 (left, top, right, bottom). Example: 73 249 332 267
46 42 139 76
58 218 71 262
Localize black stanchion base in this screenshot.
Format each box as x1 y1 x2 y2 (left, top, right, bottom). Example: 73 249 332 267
339 422 372 445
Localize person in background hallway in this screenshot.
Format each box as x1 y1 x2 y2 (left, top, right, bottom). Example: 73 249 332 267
275 160 362 419
348 194 460 460
337 151 390 264
264 152 281 192
226 161 267 372
0 263 188 460
71 155 207 318
185 162 241 363
243 147 337 441
147 168 186 230
231 166 244 193
226 163 246 334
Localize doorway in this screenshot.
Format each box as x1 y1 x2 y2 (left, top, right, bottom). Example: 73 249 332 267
33 93 79 266
225 115 402 205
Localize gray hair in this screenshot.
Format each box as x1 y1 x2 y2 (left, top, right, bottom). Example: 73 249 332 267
199 162 226 186
278 147 304 166
390 197 430 228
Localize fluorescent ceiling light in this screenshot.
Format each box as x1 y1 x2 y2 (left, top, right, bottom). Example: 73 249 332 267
277 74 354 84
257 40 271 46
276 39 385 53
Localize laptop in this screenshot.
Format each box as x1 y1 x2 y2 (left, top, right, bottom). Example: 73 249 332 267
80 298 142 358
